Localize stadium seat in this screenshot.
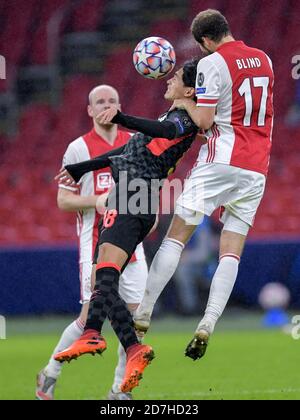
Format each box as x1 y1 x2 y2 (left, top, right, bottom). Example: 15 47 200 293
1 0 300 245
29 0 70 64
71 0 106 32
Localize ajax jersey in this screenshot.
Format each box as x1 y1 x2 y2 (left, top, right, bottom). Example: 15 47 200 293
196 40 274 176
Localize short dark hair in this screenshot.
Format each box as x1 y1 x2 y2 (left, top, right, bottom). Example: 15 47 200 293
182 57 199 88
182 57 199 102
191 9 231 44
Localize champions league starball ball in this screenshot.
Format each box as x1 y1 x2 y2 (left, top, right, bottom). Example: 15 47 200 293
133 36 176 79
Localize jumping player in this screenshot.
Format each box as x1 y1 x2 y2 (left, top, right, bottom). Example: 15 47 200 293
133 9 274 361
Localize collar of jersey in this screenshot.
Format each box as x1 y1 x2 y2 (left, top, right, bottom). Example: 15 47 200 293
90 127 117 146
216 40 244 52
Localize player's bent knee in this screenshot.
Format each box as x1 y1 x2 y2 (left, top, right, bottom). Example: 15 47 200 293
220 229 247 257
127 303 139 313
97 242 128 267
167 211 198 244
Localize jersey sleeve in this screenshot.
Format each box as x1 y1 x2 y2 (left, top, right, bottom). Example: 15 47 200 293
166 109 198 137
196 57 220 108
59 144 81 191
112 111 177 139
65 145 126 184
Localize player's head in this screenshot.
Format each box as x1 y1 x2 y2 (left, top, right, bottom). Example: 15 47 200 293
191 9 232 55
164 58 198 102
88 85 121 126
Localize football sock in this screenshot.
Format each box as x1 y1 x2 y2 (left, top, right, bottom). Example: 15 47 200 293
85 264 122 332
136 238 184 320
198 254 240 333
85 264 138 350
45 318 84 378
108 296 138 351
111 343 127 393
111 308 143 393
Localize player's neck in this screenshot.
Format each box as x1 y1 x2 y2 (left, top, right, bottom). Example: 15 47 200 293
94 123 118 145
215 35 235 49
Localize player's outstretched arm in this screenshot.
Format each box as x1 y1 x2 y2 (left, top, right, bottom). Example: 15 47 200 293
170 99 215 131
62 145 126 183
111 110 179 139
97 106 187 140
108 109 198 140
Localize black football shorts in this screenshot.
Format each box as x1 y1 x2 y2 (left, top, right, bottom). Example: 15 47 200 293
93 184 157 266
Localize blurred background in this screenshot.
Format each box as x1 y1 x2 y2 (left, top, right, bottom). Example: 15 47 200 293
0 0 300 322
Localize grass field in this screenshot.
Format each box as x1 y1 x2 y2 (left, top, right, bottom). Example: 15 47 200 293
0 315 299 400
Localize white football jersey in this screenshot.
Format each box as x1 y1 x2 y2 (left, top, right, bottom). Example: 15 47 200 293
196 41 274 176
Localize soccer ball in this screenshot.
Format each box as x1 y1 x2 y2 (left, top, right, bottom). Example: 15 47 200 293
133 36 176 79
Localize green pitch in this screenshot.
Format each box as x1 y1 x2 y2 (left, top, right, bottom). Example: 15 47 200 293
0 316 299 400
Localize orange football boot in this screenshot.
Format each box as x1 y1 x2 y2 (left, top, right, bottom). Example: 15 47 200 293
120 344 155 393
54 329 107 363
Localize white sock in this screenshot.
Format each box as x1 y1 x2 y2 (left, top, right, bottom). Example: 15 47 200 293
198 255 240 333
136 238 185 320
44 318 84 379
111 343 127 393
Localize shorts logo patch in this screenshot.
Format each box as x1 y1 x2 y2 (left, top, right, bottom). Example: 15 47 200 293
197 72 205 87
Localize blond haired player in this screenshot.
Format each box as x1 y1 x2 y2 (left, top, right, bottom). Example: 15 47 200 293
36 85 147 400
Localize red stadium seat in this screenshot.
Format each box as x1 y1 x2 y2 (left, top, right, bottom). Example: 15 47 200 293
29 0 70 64
1 0 300 244
149 20 187 46
71 0 106 32
0 0 38 64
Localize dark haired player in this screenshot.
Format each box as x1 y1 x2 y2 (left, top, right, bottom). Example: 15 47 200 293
54 59 205 392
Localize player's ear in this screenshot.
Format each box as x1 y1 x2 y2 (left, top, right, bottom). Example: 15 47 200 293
87 105 93 117
117 103 121 112
185 87 195 98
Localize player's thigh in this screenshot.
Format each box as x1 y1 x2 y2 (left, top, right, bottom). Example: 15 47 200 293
173 163 239 243
177 163 237 217
119 258 148 305
100 213 152 264
224 169 266 227
98 242 129 268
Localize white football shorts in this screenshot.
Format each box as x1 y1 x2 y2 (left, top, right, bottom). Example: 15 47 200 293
175 162 266 235
80 258 148 304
